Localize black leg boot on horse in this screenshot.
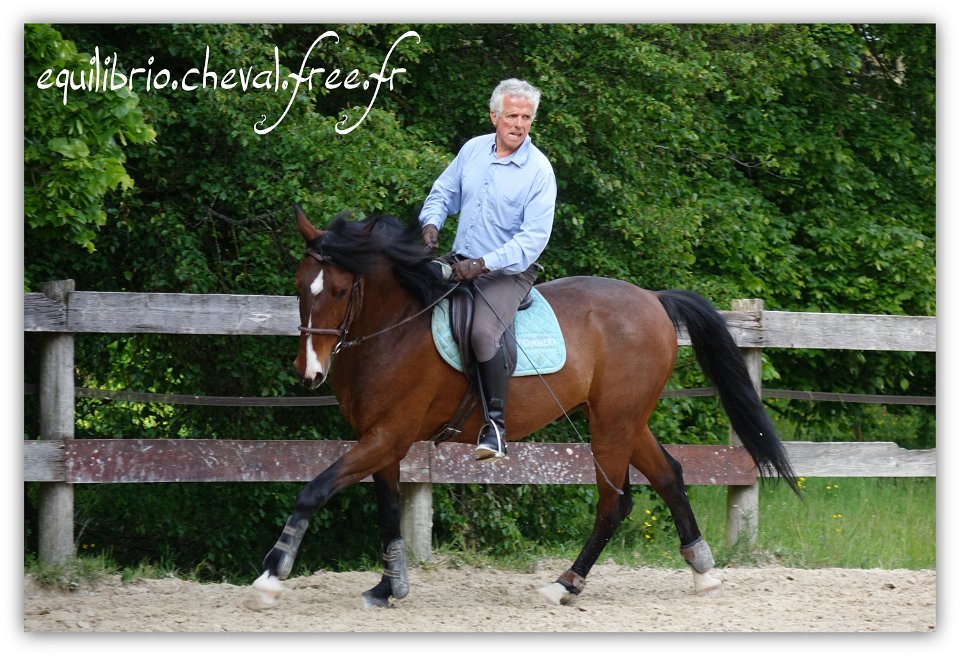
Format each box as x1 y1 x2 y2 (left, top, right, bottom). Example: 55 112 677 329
475 343 510 461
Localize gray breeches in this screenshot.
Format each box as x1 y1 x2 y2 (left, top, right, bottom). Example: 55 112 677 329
471 264 538 363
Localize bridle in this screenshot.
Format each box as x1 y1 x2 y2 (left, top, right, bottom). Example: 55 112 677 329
297 248 460 354
297 248 364 356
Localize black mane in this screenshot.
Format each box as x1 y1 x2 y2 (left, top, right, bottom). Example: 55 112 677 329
306 212 454 306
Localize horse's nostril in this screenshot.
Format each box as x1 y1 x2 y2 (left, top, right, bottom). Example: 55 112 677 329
297 370 325 390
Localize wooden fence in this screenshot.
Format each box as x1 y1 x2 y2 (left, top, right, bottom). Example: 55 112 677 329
24 280 937 565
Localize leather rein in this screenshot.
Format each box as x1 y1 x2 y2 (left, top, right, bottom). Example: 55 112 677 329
297 248 460 353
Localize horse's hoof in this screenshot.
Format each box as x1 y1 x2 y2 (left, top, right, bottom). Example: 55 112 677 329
693 571 723 596
245 571 283 611
361 589 391 609
537 581 577 606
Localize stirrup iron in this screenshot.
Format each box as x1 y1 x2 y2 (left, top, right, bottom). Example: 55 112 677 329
475 420 507 460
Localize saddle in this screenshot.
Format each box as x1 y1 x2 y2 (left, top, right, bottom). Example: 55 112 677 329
431 285 564 377
429 285 559 444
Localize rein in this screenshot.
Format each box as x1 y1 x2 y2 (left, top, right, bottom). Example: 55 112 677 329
297 248 461 353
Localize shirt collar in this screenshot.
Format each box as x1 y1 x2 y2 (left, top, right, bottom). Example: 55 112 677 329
488 134 532 166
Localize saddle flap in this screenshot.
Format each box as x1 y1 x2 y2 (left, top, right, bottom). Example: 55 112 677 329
448 287 476 373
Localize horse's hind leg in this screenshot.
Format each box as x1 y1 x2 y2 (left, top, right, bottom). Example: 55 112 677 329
538 446 633 606
360 461 410 608
537 425 721 606
631 426 722 596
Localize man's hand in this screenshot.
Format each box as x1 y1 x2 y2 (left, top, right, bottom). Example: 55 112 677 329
421 225 439 250
452 257 489 282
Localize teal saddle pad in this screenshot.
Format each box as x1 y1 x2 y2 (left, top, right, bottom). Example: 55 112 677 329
431 287 567 376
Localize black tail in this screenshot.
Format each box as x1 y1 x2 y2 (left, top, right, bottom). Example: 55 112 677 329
657 290 801 496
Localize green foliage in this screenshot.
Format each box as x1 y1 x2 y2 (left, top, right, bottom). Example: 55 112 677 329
433 484 599 553
23 24 935 578
24 24 156 258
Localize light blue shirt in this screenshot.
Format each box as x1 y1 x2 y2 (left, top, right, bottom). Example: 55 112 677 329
419 133 557 274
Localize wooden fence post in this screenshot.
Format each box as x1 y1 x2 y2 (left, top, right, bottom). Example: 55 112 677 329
37 280 75 564
726 298 762 547
400 482 433 563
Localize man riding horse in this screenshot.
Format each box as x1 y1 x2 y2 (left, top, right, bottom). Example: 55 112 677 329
248 80 798 612
419 78 558 461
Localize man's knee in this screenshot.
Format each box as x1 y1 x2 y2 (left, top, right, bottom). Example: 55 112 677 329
472 325 502 363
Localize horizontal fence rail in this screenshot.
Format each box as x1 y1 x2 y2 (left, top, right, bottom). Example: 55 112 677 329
24 440 763 485
24 290 937 352
24 439 935 484
24 283 936 565
21 384 937 407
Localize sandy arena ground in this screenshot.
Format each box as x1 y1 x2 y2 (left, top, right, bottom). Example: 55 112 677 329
23 562 935 633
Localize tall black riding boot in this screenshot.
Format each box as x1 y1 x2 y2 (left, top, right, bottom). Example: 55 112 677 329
475 345 510 461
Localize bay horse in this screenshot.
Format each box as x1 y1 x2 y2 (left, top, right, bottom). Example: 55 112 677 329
246 206 799 610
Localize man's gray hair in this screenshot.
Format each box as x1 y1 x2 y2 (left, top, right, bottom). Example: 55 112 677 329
489 78 541 119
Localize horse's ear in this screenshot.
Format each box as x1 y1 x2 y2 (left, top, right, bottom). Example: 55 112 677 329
295 204 322 242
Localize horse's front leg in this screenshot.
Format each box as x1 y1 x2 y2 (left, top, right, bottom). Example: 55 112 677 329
245 438 401 610
360 461 410 608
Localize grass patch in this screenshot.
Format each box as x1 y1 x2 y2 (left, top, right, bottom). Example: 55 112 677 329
755 477 935 569
654 477 935 570
433 477 935 573
25 554 117 591
25 554 184 591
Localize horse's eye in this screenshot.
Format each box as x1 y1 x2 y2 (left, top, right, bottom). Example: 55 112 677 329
336 289 348 300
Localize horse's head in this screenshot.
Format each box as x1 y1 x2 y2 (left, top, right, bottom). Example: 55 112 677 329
292 206 360 389
291 205 454 388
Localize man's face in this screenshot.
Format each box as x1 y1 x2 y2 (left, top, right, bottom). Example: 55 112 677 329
491 95 535 156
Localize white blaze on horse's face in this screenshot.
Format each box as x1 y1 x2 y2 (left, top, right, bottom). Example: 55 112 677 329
302 270 328 382
295 262 337 388
303 316 327 384
309 270 324 296
295 258 358 389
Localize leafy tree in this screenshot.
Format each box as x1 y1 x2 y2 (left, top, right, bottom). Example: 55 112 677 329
24 23 453 575
24 24 156 258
